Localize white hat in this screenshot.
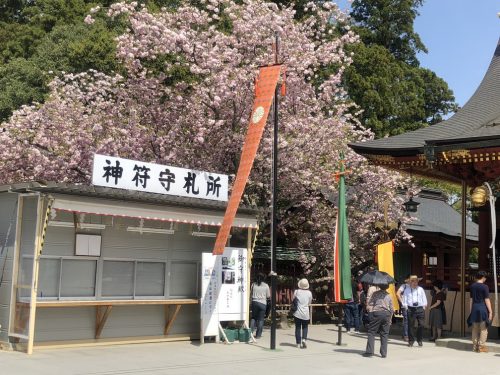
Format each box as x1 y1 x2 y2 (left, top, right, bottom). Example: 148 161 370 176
408 275 422 282
298 278 309 290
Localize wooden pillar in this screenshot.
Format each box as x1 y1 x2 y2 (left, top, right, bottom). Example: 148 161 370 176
412 240 420 276
8 196 24 339
437 246 444 281
460 181 467 337
27 196 44 354
478 209 490 271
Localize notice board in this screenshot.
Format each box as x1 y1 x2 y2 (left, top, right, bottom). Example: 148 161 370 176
201 248 248 338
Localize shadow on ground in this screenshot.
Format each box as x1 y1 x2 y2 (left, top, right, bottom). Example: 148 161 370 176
334 348 365 355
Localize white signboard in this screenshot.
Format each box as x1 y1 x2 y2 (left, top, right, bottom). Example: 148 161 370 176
201 248 248 339
201 252 221 338
92 154 228 201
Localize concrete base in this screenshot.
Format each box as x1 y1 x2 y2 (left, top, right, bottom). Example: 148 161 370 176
277 312 291 329
0 342 12 351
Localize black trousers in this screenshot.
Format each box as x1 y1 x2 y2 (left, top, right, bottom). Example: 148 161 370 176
365 311 392 357
408 307 425 344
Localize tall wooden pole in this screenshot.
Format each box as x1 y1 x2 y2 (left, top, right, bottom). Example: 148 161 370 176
460 180 467 336
7 196 24 340
270 31 279 350
27 195 44 354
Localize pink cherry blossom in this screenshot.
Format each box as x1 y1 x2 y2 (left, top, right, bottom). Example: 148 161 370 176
0 1 409 277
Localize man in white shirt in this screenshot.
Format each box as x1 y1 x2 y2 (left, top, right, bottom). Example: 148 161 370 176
401 275 427 347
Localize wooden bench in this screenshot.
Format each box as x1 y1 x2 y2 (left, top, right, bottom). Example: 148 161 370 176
19 299 199 339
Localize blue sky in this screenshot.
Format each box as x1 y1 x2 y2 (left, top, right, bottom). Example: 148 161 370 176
415 0 500 107
336 0 500 107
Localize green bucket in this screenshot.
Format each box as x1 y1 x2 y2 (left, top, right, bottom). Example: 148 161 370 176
238 328 251 342
222 328 238 342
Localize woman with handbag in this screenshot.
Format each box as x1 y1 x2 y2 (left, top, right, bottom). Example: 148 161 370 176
292 278 313 348
250 273 271 339
428 279 446 341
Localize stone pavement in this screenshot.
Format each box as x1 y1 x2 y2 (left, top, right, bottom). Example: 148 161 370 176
1 325 499 375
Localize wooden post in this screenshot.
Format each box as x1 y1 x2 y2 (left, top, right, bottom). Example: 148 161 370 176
8 195 24 340
478 209 490 271
164 305 182 336
95 306 113 339
26 196 44 354
460 181 467 337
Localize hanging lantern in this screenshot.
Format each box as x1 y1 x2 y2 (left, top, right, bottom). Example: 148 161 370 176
471 185 489 207
403 196 420 213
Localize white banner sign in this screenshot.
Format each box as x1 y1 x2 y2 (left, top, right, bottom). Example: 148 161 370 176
201 252 221 338
201 248 248 338
92 154 228 201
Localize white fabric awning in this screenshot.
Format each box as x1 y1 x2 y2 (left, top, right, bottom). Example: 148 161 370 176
51 195 257 228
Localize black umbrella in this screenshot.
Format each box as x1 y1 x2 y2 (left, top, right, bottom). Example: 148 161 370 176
359 270 395 285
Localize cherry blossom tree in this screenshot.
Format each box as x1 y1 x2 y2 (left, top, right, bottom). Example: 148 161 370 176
0 0 408 279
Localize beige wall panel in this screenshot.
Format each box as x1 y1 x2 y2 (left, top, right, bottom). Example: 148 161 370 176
35 307 96 341
34 304 199 342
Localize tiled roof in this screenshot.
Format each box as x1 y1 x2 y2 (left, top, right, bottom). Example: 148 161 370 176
406 189 478 241
350 38 500 156
0 181 259 215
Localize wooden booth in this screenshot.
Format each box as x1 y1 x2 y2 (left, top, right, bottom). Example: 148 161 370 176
0 182 257 353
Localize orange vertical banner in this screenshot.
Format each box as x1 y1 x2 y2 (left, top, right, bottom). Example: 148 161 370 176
213 65 282 255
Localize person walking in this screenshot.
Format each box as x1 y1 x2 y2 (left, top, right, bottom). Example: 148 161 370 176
362 284 394 358
344 277 361 333
396 275 410 342
401 275 427 347
467 270 493 352
293 278 313 348
428 279 446 342
249 273 270 339
364 283 380 324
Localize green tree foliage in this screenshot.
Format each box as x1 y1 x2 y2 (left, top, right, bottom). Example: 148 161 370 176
0 58 48 121
0 22 45 62
0 1 112 122
0 1 187 123
343 43 457 136
344 0 457 137
32 22 120 74
0 1 29 23
350 0 426 66
0 1 175 123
